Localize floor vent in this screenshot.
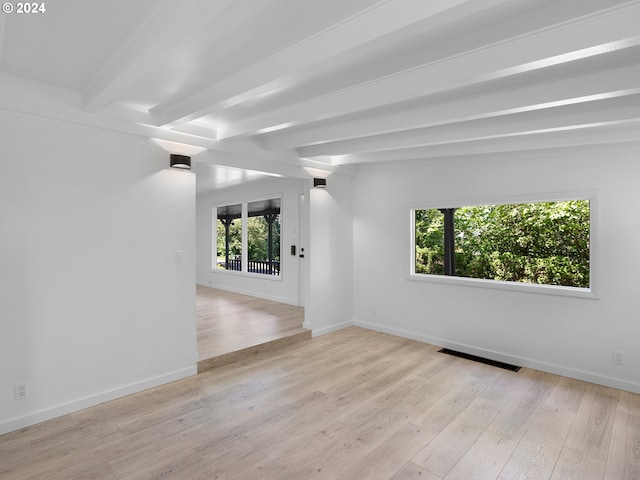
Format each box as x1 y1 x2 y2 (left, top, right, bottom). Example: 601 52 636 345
438 348 521 372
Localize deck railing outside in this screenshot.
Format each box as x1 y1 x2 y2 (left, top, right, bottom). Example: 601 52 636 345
218 258 280 276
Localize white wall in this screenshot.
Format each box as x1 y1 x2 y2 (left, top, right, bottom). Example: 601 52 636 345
306 173 354 335
352 143 640 393
196 178 305 306
0 109 197 434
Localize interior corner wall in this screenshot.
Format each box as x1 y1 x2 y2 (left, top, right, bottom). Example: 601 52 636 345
0 109 198 434
306 173 354 336
352 144 640 393
196 178 305 306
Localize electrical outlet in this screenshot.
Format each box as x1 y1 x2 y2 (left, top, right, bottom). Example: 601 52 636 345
14 382 28 400
613 350 624 365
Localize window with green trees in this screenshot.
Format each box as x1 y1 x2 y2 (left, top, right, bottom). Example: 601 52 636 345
216 203 242 272
215 198 281 276
247 199 281 276
413 199 590 288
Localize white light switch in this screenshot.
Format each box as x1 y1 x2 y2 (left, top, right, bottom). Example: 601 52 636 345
175 250 184 263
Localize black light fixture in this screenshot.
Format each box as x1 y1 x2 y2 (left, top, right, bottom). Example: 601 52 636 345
170 154 191 170
313 178 327 188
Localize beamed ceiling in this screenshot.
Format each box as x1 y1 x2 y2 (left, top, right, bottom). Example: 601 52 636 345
1 0 639 191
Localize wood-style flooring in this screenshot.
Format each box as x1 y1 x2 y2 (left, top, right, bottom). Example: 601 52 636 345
2 327 640 479
196 285 308 371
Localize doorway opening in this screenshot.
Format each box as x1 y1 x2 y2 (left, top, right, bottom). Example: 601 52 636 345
195 181 310 373
196 285 308 372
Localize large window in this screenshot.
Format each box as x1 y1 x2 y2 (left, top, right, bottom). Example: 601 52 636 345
215 197 281 277
413 199 590 289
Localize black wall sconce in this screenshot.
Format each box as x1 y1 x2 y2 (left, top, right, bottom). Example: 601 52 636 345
170 154 191 170
313 178 327 188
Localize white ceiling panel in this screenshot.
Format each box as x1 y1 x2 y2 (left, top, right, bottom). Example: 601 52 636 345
0 0 158 90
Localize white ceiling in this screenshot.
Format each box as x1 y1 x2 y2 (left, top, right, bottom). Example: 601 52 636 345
1 0 638 192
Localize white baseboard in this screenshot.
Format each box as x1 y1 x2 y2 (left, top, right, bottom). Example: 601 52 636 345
197 281 299 306
354 320 640 395
312 320 354 338
0 366 197 436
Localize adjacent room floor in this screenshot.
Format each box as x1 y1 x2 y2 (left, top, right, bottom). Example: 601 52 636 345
196 285 308 371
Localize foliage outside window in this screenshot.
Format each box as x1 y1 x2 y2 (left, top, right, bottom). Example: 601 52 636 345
247 199 281 275
216 198 281 276
414 200 590 288
216 203 242 271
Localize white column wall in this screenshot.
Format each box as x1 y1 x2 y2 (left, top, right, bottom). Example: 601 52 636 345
306 173 354 335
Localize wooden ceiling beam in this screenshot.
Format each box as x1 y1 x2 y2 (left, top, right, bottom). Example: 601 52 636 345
219 5 640 140
261 63 640 151
150 0 513 127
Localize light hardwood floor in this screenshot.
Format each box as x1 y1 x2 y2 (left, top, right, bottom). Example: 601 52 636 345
2 327 640 479
196 285 308 369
